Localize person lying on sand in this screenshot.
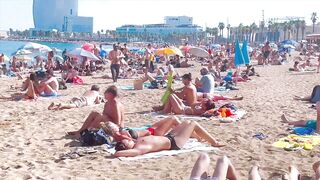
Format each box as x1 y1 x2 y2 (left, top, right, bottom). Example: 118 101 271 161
190 153 318 180
67 85 125 138
294 85 320 102
197 92 243 102
289 61 302 72
281 101 320 133
101 116 200 142
48 85 103 110
162 94 215 115
113 120 224 157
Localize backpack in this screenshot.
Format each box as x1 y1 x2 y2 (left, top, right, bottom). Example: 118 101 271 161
80 129 113 146
310 85 320 103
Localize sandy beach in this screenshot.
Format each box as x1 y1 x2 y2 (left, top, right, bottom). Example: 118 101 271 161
0 58 319 179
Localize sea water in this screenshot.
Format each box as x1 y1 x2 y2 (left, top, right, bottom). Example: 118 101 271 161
0 40 81 56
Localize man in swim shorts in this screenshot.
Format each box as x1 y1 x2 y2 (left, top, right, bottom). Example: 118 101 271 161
37 69 59 97
113 121 224 157
281 101 320 133
48 85 103 110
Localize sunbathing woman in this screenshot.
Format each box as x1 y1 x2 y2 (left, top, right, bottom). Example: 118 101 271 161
163 94 215 116
197 92 243 102
0 73 38 100
281 101 320 133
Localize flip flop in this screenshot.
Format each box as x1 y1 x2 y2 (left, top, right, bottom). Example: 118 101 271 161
253 133 268 140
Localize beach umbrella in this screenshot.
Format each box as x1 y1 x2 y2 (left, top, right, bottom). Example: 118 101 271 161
234 41 245 67
3 55 10 62
53 55 64 62
14 49 33 55
52 47 62 53
81 43 95 52
156 47 179 56
15 55 32 62
241 41 251 65
189 47 209 58
211 44 221 50
179 45 191 53
67 48 99 61
21 42 52 52
280 40 298 46
283 44 295 49
170 47 184 57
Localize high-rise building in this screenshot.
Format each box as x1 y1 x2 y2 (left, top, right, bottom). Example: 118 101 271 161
33 0 93 33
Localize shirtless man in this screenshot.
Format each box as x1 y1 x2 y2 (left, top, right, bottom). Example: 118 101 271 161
67 85 125 138
108 44 124 82
171 73 198 106
261 42 272 65
48 85 103 110
113 120 224 157
37 69 59 97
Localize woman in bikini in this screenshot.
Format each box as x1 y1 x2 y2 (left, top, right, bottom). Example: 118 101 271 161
163 94 215 115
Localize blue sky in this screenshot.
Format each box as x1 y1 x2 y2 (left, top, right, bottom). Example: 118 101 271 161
0 0 319 32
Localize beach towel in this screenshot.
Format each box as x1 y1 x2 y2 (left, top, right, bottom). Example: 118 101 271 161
161 73 174 104
214 87 230 94
146 110 246 122
105 139 219 161
292 127 315 135
273 134 320 151
120 83 152 91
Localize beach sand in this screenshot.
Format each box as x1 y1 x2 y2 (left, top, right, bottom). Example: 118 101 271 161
0 59 319 179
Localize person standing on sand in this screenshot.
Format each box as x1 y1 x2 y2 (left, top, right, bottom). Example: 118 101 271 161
108 44 124 83
145 44 155 72
261 41 272 65
67 85 125 138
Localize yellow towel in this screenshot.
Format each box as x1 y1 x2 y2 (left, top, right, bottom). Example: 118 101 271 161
272 134 320 150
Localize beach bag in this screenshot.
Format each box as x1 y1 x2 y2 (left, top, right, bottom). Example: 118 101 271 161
80 129 112 146
310 85 320 103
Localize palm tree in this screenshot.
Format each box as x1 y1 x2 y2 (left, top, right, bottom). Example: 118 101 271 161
238 23 244 41
260 21 265 42
287 21 295 39
218 22 225 37
273 23 280 42
226 24 231 40
294 20 301 41
267 20 273 41
301 20 306 40
282 22 288 40
249 22 258 43
311 12 318 33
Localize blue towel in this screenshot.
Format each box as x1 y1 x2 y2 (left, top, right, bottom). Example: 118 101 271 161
293 127 315 135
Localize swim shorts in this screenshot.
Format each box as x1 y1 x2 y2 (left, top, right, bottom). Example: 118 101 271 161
40 91 58 97
165 133 180 150
306 120 317 130
70 97 87 107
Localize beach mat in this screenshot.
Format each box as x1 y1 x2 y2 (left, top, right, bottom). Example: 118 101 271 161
146 110 246 122
120 83 152 91
273 134 320 151
106 139 219 161
214 87 230 94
